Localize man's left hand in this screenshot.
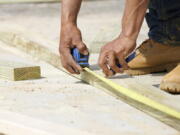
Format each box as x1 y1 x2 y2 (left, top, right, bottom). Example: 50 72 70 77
98 34 136 77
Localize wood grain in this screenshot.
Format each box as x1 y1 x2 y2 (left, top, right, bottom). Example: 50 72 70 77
0 63 40 81
0 45 41 81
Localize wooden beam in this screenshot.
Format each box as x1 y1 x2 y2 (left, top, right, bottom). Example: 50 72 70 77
0 46 41 81
0 61 40 81
0 29 180 131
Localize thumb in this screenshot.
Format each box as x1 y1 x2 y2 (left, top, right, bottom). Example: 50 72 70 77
76 42 89 55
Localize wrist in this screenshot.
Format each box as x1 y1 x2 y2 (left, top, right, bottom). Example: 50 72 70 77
61 16 77 27
121 28 139 40
118 32 137 42
61 21 77 28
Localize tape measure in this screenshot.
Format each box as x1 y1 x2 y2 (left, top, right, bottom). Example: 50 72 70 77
71 48 89 68
71 48 180 120
71 48 135 69
84 67 180 119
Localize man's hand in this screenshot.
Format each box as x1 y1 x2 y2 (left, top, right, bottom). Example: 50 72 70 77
59 23 89 74
98 34 136 77
98 0 148 77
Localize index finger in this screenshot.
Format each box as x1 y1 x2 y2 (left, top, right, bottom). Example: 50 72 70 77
61 47 83 74
108 51 122 74
98 52 113 77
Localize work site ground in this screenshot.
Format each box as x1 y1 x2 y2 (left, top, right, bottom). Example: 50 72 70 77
0 0 179 135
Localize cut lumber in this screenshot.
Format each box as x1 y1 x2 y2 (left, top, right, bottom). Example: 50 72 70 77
0 28 180 131
0 46 41 81
0 61 40 81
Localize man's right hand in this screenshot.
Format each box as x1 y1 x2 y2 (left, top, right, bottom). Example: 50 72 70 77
59 23 89 74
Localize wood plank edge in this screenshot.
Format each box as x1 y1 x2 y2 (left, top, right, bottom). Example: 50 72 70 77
14 66 41 81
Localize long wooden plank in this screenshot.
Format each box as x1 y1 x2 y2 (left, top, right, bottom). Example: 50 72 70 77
0 29 180 130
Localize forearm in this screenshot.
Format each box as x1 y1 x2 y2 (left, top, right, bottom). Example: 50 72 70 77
61 0 82 26
121 0 149 40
